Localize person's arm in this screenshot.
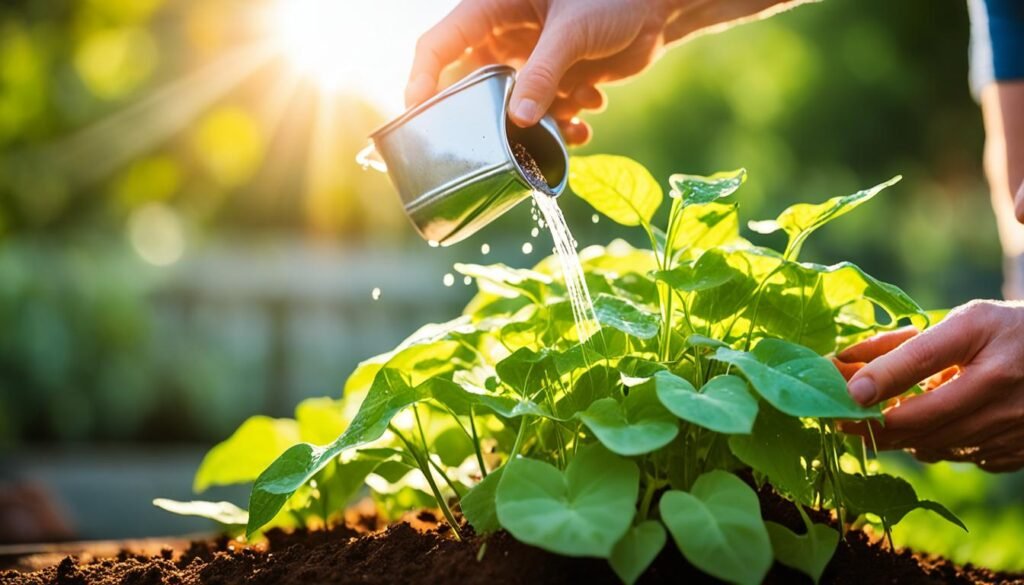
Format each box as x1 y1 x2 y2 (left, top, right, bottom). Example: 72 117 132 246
406 0 811 144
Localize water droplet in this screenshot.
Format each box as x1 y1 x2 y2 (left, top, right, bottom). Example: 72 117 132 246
538 219 546 229
480 243 490 255
428 240 440 248
531 227 539 238
443 273 455 287
371 287 381 300
463 276 472 286
521 242 533 254
591 214 600 224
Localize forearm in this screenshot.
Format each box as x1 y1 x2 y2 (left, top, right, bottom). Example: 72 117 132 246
664 0 816 45
980 82 1024 257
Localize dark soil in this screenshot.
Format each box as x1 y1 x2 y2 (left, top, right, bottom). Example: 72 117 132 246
2 488 1021 585
512 142 554 194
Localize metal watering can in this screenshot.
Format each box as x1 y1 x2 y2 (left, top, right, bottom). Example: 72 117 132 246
368 65 569 246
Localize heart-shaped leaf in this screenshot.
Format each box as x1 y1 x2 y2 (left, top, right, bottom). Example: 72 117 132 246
660 471 772 585
569 155 663 227
713 338 881 420
609 520 667 585
654 372 758 434
765 521 839 584
496 444 639 557
594 293 660 339
578 383 679 456
839 472 966 531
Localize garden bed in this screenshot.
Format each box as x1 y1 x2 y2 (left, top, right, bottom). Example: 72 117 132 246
3 488 1021 585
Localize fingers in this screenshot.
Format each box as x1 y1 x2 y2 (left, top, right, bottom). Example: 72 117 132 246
846 312 986 406
407 0 501 107
509 20 584 127
558 117 591 145
837 326 919 363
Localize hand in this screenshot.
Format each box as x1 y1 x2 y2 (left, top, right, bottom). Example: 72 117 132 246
836 300 1024 472
406 0 677 145
406 0 794 145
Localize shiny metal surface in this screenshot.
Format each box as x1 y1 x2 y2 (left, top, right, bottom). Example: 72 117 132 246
371 65 569 246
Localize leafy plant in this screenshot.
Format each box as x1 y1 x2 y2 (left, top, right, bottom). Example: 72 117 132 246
158 155 964 584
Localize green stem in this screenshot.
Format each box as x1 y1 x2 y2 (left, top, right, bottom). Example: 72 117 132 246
468 406 488 478
415 406 464 498
392 419 464 540
638 476 657 522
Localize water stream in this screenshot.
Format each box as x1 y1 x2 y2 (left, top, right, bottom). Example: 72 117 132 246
532 191 599 341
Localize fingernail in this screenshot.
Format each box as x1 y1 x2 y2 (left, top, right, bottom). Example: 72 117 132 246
511 98 540 126
848 377 876 405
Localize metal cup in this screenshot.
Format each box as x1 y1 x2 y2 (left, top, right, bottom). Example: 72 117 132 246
370 65 569 246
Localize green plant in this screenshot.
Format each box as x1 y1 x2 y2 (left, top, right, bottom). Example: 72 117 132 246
158 155 965 585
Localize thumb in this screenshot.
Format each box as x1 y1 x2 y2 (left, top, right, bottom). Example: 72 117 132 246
509 21 581 127
846 312 978 406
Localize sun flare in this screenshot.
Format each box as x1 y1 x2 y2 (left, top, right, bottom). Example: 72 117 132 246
267 0 454 113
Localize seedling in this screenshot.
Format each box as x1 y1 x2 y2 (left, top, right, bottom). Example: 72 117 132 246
159 155 965 585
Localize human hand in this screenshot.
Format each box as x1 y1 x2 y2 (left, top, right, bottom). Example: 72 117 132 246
407 0 686 145
836 301 1024 472
1016 180 1023 223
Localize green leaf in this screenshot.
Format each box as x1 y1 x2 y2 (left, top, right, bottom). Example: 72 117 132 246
556 364 617 418
669 169 746 206
578 382 679 456
609 520 667 585
801 260 928 329
428 377 552 420
749 176 901 259
496 444 639 557
713 338 881 420
495 347 558 396
569 155 663 227
153 498 248 526
460 467 504 534
840 472 967 531
246 368 427 536
194 416 300 493
671 202 743 255
765 521 839 584
654 372 758 434
728 404 820 505
660 471 772 585
295 397 348 445
594 293 660 339
754 264 838 355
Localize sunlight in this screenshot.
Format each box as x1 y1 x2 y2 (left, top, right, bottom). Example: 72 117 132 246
267 0 455 114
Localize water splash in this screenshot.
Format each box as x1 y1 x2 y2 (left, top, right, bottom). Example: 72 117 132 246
480 243 490 255
463 276 472 286
443 273 455 287
530 227 539 238
521 242 533 254
532 191 599 340
591 214 600 224
371 287 382 300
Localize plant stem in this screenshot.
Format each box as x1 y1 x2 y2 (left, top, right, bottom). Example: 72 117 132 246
638 475 657 521
415 406 464 498
468 406 488 478
391 420 464 540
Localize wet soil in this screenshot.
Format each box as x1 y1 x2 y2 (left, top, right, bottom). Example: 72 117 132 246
2 487 1020 585
512 142 554 194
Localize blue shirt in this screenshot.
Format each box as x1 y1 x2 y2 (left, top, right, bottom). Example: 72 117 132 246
969 0 1024 97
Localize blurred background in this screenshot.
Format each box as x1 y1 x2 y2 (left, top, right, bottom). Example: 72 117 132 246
0 0 1020 570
